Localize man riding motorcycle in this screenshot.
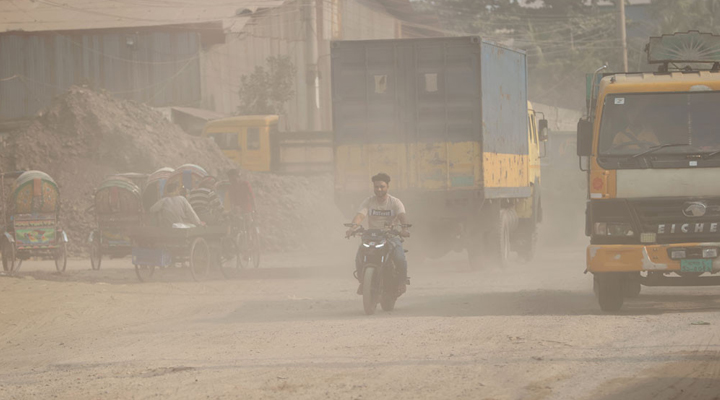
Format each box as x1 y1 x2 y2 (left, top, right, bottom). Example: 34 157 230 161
345 173 410 295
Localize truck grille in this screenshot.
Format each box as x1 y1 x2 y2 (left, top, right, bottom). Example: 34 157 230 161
630 198 720 243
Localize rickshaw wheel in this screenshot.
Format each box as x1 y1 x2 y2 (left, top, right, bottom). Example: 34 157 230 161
236 232 248 269
219 236 239 279
54 242 67 273
135 264 155 282
90 240 102 270
189 237 210 282
249 226 261 269
2 240 16 272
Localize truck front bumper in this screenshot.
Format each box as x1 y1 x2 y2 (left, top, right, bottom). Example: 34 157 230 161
587 243 720 273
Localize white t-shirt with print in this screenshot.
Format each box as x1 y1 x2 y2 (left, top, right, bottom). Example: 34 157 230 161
358 195 406 229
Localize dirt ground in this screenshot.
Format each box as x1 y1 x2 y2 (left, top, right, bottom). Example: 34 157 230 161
1 243 719 400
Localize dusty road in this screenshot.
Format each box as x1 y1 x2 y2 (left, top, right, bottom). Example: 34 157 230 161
1 244 719 400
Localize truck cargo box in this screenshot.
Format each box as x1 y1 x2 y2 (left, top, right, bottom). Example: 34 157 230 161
331 36 530 205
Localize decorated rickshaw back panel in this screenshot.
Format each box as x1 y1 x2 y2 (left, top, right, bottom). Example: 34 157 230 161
14 214 57 248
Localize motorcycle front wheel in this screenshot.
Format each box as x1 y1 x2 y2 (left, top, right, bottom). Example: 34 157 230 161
362 266 378 315
380 267 397 311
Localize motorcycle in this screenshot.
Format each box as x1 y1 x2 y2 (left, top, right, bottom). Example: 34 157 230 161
345 223 411 315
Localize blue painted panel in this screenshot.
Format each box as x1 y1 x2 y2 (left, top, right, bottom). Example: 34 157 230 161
480 41 528 155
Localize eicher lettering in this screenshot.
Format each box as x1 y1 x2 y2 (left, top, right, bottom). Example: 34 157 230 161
657 222 719 234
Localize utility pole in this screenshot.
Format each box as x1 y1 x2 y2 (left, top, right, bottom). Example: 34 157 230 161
618 0 628 72
304 0 319 130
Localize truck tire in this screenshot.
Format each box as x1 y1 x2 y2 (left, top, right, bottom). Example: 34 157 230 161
486 209 511 268
623 272 642 298
595 273 624 312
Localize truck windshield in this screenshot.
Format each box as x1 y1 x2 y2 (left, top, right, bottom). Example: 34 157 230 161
598 91 720 156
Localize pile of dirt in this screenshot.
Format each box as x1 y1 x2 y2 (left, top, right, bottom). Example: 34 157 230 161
1 86 344 255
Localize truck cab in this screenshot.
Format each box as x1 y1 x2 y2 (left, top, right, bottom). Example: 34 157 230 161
578 31 720 311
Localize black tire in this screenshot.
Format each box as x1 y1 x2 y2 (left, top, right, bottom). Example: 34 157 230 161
236 232 248 269
249 226 261 268
2 239 16 273
380 267 398 311
189 237 210 282
362 266 378 315
54 242 67 273
595 273 624 312
90 239 102 270
219 234 242 279
380 295 397 312
623 273 642 298
486 209 511 268
135 264 155 282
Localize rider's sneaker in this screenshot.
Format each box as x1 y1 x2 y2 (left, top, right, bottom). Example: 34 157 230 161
397 282 407 296
357 283 363 295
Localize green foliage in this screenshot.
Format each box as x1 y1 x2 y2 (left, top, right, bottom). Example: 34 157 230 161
237 56 297 116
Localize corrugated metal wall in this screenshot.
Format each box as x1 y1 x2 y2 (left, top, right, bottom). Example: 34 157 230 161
0 31 201 120
201 0 398 132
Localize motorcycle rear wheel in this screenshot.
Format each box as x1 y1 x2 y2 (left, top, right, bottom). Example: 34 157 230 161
362 266 377 315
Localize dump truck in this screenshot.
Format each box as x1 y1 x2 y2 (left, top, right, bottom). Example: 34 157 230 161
577 31 720 311
331 36 547 266
202 115 333 174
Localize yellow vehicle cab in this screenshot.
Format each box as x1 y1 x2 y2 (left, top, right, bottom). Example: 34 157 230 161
577 32 720 312
202 115 278 172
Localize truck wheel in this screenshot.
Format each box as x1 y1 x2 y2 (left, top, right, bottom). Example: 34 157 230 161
623 273 642 298
595 273 624 312
486 209 511 268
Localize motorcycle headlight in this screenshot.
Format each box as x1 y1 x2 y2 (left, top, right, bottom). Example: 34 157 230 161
362 243 371 248
375 241 386 248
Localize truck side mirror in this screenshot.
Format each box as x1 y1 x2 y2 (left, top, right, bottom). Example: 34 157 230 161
538 119 549 142
577 118 593 156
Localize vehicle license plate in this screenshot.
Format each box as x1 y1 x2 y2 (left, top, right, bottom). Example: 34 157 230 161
680 259 712 273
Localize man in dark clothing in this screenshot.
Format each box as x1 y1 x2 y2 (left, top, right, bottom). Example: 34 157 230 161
226 169 256 215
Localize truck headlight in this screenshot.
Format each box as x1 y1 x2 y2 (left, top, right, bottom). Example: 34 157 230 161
594 223 607 235
670 249 686 259
703 248 718 258
595 222 633 236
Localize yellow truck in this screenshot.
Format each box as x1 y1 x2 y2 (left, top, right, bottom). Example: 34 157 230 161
577 31 720 311
331 36 547 266
202 115 333 174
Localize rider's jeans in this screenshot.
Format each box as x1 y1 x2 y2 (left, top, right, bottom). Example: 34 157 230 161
355 237 407 282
